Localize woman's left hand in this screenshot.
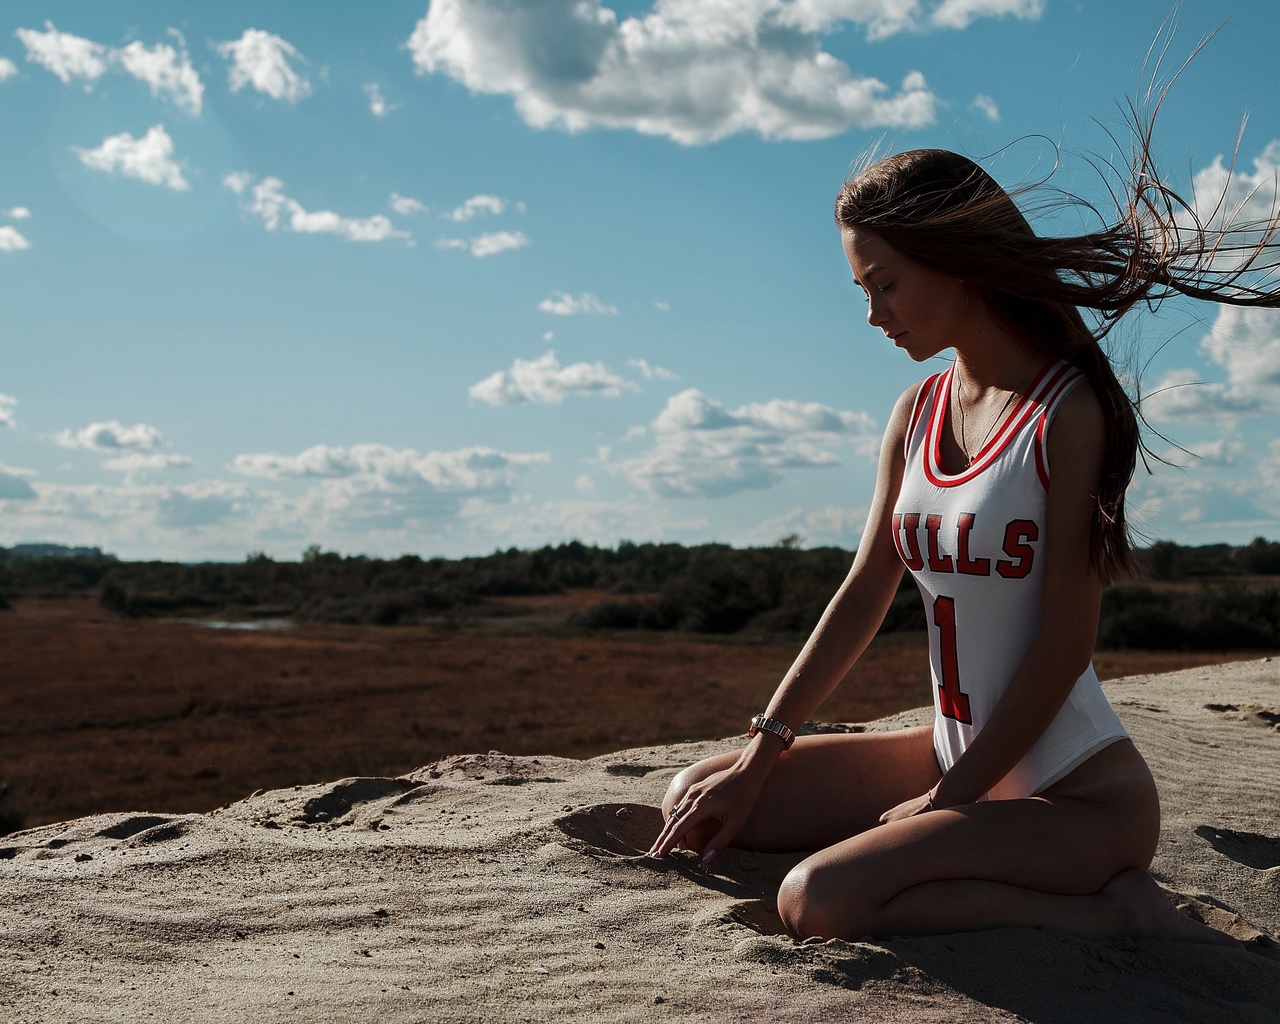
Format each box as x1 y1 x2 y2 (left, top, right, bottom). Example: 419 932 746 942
878 788 936 825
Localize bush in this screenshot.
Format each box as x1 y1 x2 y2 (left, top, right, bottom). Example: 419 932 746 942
572 598 680 631
1239 537 1280 575
1098 584 1280 650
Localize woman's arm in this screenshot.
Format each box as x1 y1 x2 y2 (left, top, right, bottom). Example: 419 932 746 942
750 383 919 747
924 382 1108 810
648 383 918 858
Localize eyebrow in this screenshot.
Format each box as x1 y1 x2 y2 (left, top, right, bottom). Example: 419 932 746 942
853 263 886 289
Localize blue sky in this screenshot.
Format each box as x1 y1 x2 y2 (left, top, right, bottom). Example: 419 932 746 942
2 1 1279 561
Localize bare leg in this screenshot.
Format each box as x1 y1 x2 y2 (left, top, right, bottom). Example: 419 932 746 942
775 740 1237 945
661 726 940 853
1100 868 1242 947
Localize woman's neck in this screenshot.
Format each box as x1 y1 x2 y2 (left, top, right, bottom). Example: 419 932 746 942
950 319 1042 397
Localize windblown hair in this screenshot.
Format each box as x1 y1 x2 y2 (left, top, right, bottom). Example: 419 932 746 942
835 139 1280 583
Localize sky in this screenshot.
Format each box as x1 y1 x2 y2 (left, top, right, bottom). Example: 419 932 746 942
2 0 1280 562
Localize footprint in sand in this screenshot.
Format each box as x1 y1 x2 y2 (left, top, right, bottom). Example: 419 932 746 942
603 763 662 778
1203 703 1280 731
94 815 193 846
727 899 789 936
554 803 665 857
96 815 174 841
296 778 423 825
1194 824 1280 870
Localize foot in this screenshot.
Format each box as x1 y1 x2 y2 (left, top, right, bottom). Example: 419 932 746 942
1101 868 1242 947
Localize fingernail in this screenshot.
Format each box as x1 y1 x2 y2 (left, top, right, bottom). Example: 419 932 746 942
700 848 716 864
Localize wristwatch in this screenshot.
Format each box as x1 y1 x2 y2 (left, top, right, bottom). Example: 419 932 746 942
748 714 796 749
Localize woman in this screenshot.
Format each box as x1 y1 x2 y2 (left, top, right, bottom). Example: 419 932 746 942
647 145 1277 944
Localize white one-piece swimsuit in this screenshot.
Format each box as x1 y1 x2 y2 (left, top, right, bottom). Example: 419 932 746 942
891 359 1129 800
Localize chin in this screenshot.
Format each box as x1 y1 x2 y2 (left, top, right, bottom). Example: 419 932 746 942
897 339 946 363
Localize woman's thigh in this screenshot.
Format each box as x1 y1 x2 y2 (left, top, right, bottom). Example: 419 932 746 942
664 726 941 853
782 740 1160 934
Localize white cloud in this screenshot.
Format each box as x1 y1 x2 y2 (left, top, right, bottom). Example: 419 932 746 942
1127 457 1269 540
447 194 505 221
216 29 311 103
455 494 711 551
437 230 529 257
225 174 411 243
154 480 253 528
628 358 676 380
1191 140 1280 225
74 125 190 191
471 230 529 257
390 192 428 216
16 24 203 113
102 452 193 482
56 420 164 452
0 464 37 501
0 57 17 81
617 388 878 498
364 82 395 117
5 207 31 220
0 393 16 427
1200 306 1280 398
1176 439 1243 469
1148 307 1280 422
0 226 30 252
399 0 1043 143
538 291 617 315
929 0 1043 31
232 443 550 513
0 480 272 561
1143 369 1236 422
116 38 203 115
470 350 634 405
969 93 999 121
746 503 869 547
16 22 110 85
222 171 253 195
654 299 671 312
1183 139 1280 281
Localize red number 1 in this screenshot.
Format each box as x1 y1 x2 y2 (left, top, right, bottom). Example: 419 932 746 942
932 595 972 724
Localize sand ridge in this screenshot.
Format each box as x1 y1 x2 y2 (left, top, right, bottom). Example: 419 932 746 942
2 663 1278 1023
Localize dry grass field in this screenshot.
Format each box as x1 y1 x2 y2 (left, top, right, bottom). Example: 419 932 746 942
0 595 1264 831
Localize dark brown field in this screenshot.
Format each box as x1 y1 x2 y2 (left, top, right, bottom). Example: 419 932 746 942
0 595 1262 831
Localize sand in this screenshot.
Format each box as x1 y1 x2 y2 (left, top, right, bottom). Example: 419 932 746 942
2 660 1278 1023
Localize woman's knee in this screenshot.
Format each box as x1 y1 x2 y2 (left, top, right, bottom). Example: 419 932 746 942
659 755 726 816
777 858 875 941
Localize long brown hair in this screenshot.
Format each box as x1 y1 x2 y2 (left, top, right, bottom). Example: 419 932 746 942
835 142 1280 582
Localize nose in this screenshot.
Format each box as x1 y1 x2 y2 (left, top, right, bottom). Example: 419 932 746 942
866 293 889 327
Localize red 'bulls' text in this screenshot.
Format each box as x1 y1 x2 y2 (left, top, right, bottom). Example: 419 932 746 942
892 512 1038 579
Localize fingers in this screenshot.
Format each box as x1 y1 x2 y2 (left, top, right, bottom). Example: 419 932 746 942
645 793 716 860
698 817 739 866
648 798 697 858
648 809 680 858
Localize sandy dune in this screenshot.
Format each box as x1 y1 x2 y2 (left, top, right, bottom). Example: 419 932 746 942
3 661 1278 1023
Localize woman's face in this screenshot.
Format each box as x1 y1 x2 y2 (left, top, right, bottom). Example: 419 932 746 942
841 226 973 362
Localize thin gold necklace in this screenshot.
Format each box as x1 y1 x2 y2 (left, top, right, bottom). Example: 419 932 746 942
955 372 1019 467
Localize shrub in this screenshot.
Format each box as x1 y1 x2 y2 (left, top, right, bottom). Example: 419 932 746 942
572 598 680 631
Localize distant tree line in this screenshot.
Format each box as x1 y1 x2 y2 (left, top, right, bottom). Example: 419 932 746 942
1 537 1279 650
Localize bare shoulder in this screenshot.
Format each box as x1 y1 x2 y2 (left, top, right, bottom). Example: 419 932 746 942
1044 377 1106 544
1046 376 1105 478
1054 376 1105 435
882 380 926 451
